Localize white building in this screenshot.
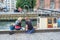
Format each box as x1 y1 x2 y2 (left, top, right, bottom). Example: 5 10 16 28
2 0 16 12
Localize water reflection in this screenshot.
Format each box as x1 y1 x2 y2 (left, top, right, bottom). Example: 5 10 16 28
0 21 37 30
0 22 14 29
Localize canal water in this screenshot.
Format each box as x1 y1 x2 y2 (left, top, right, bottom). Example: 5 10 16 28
0 21 37 30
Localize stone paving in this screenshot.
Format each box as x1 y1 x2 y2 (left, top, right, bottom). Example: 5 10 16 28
0 32 60 40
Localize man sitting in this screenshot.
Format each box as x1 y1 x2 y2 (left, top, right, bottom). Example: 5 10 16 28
25 17 35 34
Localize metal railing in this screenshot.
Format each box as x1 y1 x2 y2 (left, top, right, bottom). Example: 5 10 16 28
0 9 60 14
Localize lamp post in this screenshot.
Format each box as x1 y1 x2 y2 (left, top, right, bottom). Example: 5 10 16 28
23 5 29 18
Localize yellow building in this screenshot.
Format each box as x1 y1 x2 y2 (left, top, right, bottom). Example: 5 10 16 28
37 13 60 29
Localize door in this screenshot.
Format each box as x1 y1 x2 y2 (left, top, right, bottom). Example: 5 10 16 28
47 18 53 28
40 18 47 29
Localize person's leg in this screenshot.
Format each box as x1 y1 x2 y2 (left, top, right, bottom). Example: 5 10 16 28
26 28 35 34
9 31 15 35
29 28 35 34
10 25 15 30
25 30 30 33
9 25 15 35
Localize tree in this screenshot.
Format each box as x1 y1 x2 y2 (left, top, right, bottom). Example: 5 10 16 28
16 0 36 10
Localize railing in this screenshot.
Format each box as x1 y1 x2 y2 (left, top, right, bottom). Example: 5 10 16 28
0 9 60 14
0 9 60 19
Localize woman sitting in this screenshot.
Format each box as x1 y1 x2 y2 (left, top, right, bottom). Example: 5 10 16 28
15 17 23 30
10 17 23 30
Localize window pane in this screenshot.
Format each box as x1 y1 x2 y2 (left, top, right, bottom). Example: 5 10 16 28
59 0 60 9
37 18 40 23
48 19 52 24
39 0 44 8
41 14 50 17
50 0 55 9
0 0 3 3
54 18 56 23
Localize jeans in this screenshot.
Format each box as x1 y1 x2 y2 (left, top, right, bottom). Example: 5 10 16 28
26 28 35 34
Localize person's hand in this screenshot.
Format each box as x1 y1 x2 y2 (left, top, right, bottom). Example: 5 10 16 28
25 25 28 31
25 29 28 31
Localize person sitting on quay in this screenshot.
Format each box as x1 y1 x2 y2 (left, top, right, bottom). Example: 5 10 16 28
9 17 35 34
10 17 23 30
15 17 23 30
25 17 35 34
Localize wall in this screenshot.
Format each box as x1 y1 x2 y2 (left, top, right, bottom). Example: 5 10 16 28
39 17 47 29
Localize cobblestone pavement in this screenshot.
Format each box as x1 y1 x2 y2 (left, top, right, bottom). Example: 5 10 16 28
0 32 60 40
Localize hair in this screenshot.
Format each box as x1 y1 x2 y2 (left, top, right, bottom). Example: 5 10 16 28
25 17 31 21
17 17 23 21
25 17 29 20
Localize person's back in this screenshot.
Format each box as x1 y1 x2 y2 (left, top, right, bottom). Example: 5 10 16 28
15 20 21 26
25 17 35 34
25 20 33 30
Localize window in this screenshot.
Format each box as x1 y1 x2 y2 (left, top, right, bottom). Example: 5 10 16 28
39 0 44 9
0 0 3 3
59 0 60 9
7 0 10 2
43 10 51 14
37 17 40 23
40 14 50 17
48 19 52 24
38 14 41 16
50 0 55 9
54 18 56 23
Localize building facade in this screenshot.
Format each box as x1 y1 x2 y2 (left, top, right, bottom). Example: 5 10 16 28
0 0 60 12
35 0 60 10
0 0 16 12
4 0 16 12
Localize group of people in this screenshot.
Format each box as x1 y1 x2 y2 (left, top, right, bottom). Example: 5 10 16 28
9 17 35 34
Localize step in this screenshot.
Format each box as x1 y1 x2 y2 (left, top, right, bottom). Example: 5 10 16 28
0 28 60 34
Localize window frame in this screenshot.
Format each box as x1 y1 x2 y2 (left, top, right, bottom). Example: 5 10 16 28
50 0 55 9
39 0 44 9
